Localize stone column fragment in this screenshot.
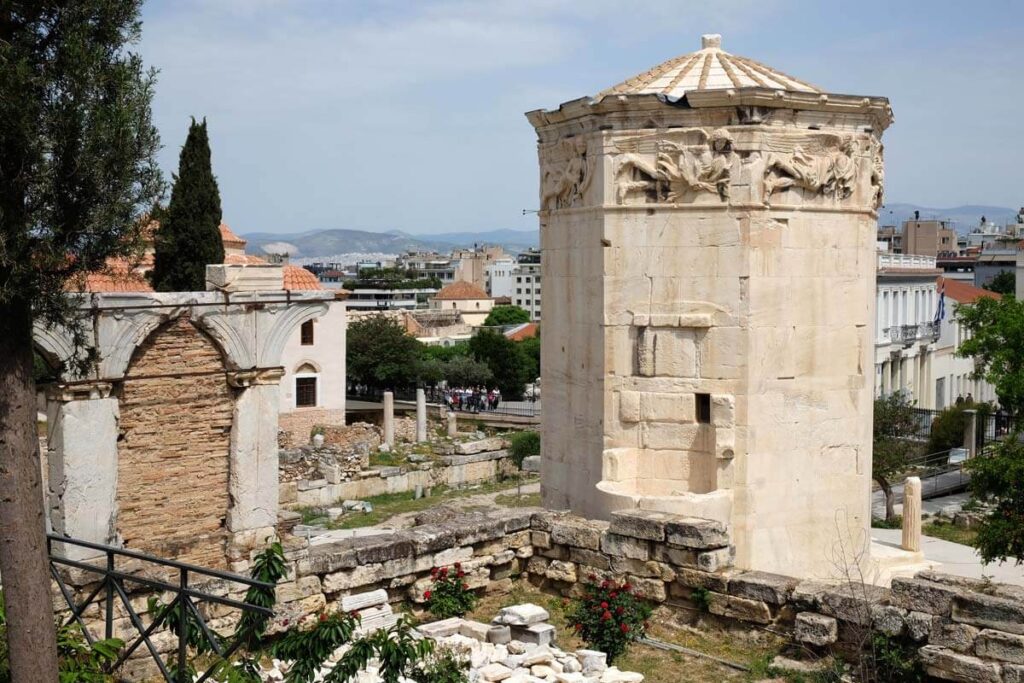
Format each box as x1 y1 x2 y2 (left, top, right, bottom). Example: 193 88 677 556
901 476 922 552
447 411 458 438
383 391 395 447
416 388 427 443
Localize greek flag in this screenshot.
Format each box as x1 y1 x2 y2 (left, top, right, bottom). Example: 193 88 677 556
934 280 946 324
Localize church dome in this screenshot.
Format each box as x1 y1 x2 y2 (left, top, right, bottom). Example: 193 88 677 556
597 34 821 103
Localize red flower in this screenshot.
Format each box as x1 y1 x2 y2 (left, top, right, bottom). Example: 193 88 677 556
600 601 609 609
600 580 610 590
454 562 462 570
282 618 290 627
602 611 612 621
319 613 328 622
616 606 624 615
424 590 432 600
588 574 598 582
610 592 618 599
622 582 632 592
620 623 630 633
457 570 466 578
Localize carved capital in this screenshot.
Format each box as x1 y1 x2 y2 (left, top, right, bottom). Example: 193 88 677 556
48 381 114 402
227 367 285 388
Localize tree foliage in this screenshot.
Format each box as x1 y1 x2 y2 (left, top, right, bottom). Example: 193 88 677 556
873 393 921 521
151 118 224 291
347 316 424 389
468 330 532 399
483 305 530 327
957 295 1024 413
982 270 1016 296
924 406 967 454
0 3 163 676
966 436 1024 565
440 354 492 387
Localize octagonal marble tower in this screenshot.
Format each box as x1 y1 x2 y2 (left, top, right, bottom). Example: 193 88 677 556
527 35 892 579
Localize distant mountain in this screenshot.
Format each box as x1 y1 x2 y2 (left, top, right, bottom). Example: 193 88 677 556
242 227 539 258
881 203 1019 234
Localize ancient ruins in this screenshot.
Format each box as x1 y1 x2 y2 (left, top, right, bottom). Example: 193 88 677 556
529 34 894 579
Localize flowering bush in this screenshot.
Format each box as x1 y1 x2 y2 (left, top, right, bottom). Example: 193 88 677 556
564 576 652 664
425 564 477 619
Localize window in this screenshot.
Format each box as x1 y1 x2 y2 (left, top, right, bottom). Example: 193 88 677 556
300 320 314 346
696 393 712 424
296 377 317 407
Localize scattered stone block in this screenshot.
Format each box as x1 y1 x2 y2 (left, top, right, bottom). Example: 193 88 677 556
707 592 771 625
609 509 671 541
794 612 837 646
494 603 550 626
600 533 650 561
869 604 907 637
417 617 465 639
975 629 1024 664
931 621 980 653
459 620 492 641
952 592 1024 635
487 624 512 644
728 571 797 605
906 611 934 641
511 622 557 646
576 649 607 674
664 517 729 549
340 588 388 612
522 455 541 473
478 662 514 681
891 576 962 616
550 518 607 551
919 645 1002 683
545 560 577 583
696 547 732 572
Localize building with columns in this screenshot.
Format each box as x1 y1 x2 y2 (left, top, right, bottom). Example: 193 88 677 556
528 34 894 579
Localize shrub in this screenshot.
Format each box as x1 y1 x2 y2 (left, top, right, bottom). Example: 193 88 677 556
508 431 540 470
425 564 478 619
870 632 924 682
690 587 711 613
410 646 470 683
926 407 967 454
564 576 652 664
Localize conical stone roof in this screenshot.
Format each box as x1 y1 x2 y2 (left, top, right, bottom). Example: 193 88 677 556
597 34 821 102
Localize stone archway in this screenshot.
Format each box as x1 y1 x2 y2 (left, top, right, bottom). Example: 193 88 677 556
116 316 233 568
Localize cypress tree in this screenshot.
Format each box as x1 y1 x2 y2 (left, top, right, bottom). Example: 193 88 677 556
152 118 225 291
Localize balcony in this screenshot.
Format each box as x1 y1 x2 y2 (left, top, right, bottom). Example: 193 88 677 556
884 322 939 346
877 253 938 270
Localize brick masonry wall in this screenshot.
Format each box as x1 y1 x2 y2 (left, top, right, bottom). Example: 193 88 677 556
116 316 232 569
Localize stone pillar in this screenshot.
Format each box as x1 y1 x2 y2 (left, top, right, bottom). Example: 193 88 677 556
447 411 458 438
416 388 427 443
227 370 283 534
383 391 395 447
46 383 120 560
963 409 978 458
901 476 922 552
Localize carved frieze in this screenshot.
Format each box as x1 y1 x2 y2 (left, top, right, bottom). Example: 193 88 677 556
613 128 736 205
540 137 594 211
761 133 858 201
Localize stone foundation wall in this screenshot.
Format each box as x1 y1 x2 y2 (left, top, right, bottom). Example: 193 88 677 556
116 317 233 568
270 508 1024 683
279 408 347 448
281 450 511 508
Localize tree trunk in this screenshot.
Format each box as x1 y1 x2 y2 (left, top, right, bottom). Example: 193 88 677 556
0 299 60 680
875 476 896 522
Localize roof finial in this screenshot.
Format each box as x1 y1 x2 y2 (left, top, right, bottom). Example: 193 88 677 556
701 34 721 50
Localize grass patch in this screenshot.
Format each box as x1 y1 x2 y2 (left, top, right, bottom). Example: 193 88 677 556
923 519 978 547
369 449 407 468
494 492 541 508
872 516 903 530
328 477 536 530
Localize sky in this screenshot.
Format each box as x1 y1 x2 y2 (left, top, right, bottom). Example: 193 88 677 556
138 0 1024 236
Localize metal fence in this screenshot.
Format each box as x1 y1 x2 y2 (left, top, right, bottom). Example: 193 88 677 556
48 534 274 683
978 411 1019 452
347 385 541 418
901 448 970 499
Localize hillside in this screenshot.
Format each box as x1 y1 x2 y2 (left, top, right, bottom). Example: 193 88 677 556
881 203 1018 233
243 228 538 258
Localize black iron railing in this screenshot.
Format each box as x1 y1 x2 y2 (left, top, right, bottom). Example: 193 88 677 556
347 384 541 418
47 534 274 683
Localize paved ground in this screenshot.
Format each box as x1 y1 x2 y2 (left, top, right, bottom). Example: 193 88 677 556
872 527 1023 586
871 473 970 518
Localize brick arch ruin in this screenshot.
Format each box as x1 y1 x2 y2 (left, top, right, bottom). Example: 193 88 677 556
115 315 233 567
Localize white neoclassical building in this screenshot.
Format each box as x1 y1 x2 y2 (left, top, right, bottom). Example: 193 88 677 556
874 253 941 404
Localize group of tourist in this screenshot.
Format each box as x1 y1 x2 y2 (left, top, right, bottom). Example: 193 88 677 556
443 386 502 413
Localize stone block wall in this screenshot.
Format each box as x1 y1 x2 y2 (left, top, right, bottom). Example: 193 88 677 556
279 408 347 448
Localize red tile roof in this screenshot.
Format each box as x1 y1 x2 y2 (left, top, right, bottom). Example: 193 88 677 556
433 280 490 300
224 253 269 265
938 276 1002 304
67 259 152 293
283 265 323 291
505 322 539 341
219 222 246 249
